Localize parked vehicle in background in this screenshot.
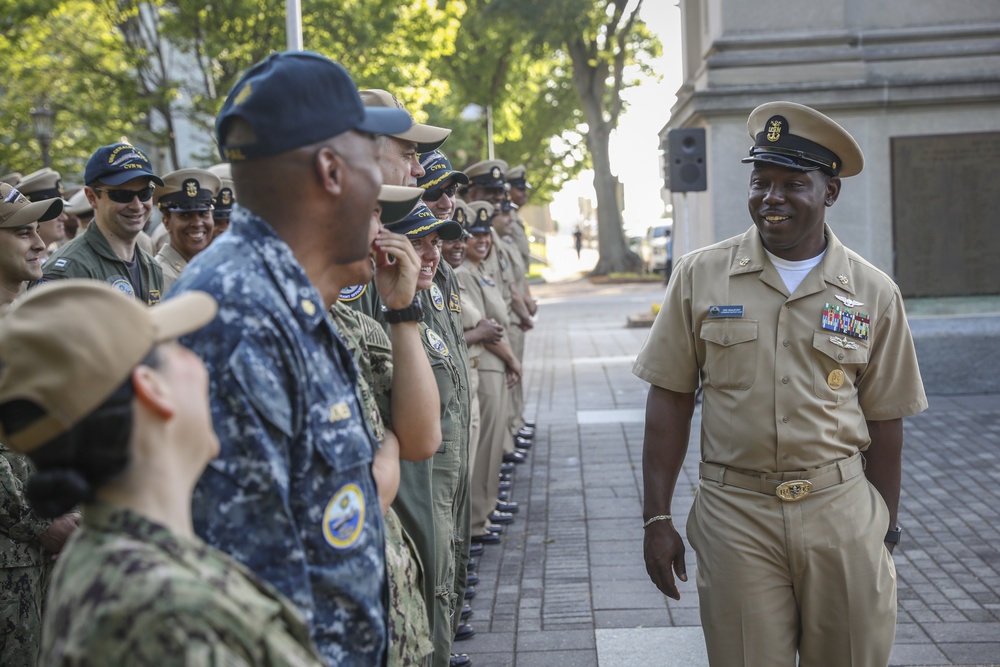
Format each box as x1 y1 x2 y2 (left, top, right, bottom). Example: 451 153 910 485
640 223 671 273
627 232 643 257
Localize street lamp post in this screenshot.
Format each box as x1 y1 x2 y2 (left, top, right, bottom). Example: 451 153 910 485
30 104 55 169
460 103 494 160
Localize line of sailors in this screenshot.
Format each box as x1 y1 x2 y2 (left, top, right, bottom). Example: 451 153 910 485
0 86 538 667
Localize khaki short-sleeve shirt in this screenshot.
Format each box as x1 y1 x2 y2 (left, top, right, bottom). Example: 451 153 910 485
633 224 928 473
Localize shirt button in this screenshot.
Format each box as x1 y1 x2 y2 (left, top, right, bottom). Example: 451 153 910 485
782 416 789 423
781 377 789 384
723 337 730 344
782 454 789 461
782 340 790 347
838 353 845 360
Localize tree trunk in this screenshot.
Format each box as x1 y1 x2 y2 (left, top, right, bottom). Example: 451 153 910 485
587 122 641 275
569 42 642 276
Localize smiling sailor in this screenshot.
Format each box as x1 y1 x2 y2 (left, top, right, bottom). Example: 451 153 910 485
634 101 928 667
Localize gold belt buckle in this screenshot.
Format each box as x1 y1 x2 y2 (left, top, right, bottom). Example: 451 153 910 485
775 480 813 501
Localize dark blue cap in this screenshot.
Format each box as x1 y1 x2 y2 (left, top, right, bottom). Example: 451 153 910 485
418 150 469 194
84 143 164 187
385 203 463 241
216 51 413 162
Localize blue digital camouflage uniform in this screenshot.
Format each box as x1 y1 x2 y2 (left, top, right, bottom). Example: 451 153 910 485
0 443 51 667
329 301 433 666
39 502 326 666
170 205 387 666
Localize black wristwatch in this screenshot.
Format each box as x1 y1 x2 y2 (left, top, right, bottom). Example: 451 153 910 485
884 525 902 545
382 296 423 324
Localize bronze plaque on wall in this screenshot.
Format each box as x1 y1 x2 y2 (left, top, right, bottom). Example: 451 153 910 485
891 132 1000 297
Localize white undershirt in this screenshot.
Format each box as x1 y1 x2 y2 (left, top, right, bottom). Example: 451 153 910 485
765 248 826 294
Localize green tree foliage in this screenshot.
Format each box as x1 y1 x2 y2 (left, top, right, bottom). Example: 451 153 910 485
1 0 657 231
425 0 586 204
0 0 152 181
484 0 660 273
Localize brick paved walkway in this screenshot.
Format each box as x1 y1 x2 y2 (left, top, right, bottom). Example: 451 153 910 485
457 278 1000 667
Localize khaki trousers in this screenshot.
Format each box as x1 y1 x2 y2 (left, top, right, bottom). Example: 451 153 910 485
470 368 510 535
467 366 481 477
687 472 896 667
505 325 525 452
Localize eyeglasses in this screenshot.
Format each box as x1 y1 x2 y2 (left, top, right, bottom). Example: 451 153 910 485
91 186 155 204
423 184 458 202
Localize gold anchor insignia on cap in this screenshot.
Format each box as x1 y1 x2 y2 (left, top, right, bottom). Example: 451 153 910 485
739 257 750 266
490 167 501 179
301 299 316 316
838 274 849 285
184 179 199 198
766 118 783 142
827 369 845 390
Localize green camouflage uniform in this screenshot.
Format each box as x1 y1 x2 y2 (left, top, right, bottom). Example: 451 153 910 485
39 502 325 666
0 443 51 667
330 302 434 666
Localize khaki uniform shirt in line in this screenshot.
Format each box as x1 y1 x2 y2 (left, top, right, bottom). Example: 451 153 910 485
633 224 928 473
155 242 186 293
454 265 485 366
510 218 531 271
484 229 515 306
458 259 510 374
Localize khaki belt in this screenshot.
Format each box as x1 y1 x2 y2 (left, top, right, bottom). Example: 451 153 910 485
699 452 864 502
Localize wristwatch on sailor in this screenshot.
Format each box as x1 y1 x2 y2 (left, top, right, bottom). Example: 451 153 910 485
382 296 423 324
884 525 902 545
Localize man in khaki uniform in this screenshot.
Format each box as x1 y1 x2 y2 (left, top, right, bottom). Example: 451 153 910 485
634 101 928 667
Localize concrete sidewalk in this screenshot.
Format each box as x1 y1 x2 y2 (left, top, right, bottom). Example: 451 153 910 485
458 277 1000 667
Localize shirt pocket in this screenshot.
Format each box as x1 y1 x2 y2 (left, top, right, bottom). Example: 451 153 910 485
811 330 870 402
308 393 373 476
229 339 293 438
699 320 759 390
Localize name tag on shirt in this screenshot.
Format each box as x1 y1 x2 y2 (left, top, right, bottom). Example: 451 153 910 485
708 305 744 318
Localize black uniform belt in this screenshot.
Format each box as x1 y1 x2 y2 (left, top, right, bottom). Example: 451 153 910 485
699 452 864 502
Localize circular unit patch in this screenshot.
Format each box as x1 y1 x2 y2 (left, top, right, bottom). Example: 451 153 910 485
429 284 445 311
322 483 366 550
109 277 134 297
424 327 450 357
339 284 367 302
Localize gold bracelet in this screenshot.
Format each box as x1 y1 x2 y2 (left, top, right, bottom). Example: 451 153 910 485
643 514 672 529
